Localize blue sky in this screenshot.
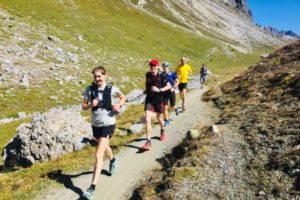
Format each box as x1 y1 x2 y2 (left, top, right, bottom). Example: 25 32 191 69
248 0 300 35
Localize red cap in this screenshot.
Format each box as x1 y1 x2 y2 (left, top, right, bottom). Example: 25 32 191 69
149 59 159 66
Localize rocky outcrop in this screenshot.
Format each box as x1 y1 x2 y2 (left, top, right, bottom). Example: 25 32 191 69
223 0 252 19
125 89 145 104
259 26 300 40
2 107 92 168
130 0 283 53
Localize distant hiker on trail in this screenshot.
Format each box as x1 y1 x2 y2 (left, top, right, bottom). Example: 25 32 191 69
161 62 179 126
200 64 208 89
82 66 126 200
142 59 171 150
175 57 192 112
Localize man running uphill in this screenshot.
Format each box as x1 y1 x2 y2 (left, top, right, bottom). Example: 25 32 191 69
176 57 192 112
142 59 171 150
162 62 179 126
82 66 126 199
200 64 208 89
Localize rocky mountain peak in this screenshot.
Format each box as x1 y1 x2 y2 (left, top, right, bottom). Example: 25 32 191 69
222 0 252 19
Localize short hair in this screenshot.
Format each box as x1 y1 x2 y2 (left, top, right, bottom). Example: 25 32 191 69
92 66 106 75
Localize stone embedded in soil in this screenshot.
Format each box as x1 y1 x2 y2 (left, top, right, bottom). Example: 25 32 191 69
2 107 92 168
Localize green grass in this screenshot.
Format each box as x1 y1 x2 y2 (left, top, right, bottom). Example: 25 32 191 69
0 119 31 165
0 1 278 199
0 0 274 120
0 80 84 119
172 167 197 180
0 104 145 200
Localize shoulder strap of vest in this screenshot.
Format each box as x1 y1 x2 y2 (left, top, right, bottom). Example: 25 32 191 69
103 84 112 111
90 82 98 102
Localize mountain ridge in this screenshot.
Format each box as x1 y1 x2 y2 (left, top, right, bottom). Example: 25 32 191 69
0 0 285 120
128 0 286 53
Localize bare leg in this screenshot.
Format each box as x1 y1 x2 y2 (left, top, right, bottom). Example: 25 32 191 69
182 88 187 110
163 105 169 120
156 112 164 130
144 110 153 140
180 90 184 109
92 136 109 185
105 142 113 161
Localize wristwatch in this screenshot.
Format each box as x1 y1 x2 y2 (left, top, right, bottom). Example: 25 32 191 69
159 88 162 93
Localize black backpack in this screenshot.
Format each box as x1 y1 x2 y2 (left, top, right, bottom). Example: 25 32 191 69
90 82 112 111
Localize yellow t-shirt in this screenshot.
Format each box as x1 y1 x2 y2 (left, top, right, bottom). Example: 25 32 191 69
176 64 192 83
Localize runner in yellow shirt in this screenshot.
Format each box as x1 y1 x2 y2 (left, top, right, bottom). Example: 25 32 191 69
175 57 192 112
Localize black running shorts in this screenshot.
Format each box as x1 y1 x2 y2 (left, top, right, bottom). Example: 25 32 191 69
163 91 176 107
144 102 165 113
92 125 115 139
178 83 188 91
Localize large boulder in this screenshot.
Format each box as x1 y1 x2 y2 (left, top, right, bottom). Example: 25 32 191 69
2 107 92 168
126 89 145 104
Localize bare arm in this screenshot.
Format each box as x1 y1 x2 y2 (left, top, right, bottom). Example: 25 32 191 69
174 78 179 88
162 82 171 92
82 99 90 110
112 93 126 112
82 99 99 111
151 82 171 93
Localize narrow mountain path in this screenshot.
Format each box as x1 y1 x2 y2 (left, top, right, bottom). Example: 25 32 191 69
43 83 215 200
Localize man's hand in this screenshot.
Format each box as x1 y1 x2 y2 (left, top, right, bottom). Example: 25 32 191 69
151 86 160 93
112 104 122 112
170 87 175 92
91 99 99 108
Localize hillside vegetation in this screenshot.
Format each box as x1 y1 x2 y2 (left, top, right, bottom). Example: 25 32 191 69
0 0 278 120
204 39 300 198
0 0 290 199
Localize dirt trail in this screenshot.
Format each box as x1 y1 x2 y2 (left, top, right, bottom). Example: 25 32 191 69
43 85 214 200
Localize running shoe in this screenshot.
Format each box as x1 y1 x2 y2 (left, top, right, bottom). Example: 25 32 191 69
160 129 166 141
175 108 179 116
141 140 151 150
109 157 118 175
82 187 95 200
164 119 170 126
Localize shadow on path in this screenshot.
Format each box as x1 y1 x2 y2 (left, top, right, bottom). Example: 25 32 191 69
124 144 147 154
125 136 161 154
47 169 112 199
46 168 108 199
47 170 93 197
132 136 160 142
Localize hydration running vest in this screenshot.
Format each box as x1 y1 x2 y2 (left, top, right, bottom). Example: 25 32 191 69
90 82 112 111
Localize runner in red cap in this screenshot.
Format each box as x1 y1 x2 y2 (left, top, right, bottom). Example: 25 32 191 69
142 59 171 150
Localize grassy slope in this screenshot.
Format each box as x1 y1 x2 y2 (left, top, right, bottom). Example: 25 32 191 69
0 0 270 119
0 0 276 199
0 104 145 200
0 0 269 72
